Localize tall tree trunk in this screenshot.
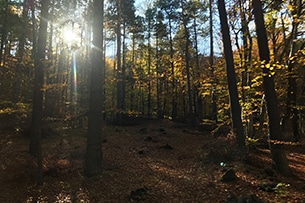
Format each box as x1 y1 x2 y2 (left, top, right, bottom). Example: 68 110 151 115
193 17 202 122
252 0 291 176
285 0 302 141
218 0 245 150
181 2 194 124
85 0 104 177
0 0 9 66
29 0 49 185
168 18 177 120
116 1 123 123
18 0 29 57
45 1 55 117
156 29 161 119
147 16 152 117
209 0 217 122
155 11 166 119
238 0 253 137
122 22 126 112
31 1 37 72
15 0 29 103
130 31 136 112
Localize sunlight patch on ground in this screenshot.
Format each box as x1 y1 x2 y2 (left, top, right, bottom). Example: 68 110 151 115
55 193 72 203
25 188 90 203
148 161 192 181
26 196 48 203
236 171 261 186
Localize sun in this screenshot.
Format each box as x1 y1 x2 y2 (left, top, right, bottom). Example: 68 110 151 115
61 21 82 47
62 27 78 46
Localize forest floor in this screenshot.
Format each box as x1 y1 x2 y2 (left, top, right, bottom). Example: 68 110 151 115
0 117 305 203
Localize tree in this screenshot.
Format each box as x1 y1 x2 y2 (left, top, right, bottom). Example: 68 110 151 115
217 0 245 150
13 0 28 103
29 0 50 185
106 0 123 121
185 0 207 122
209 0 217 122
0 0 9 65
121 0 136 116
252 0 291 176
84 0 104 177
228 0 254 137
154 11 167 119
106 0 135 121
145 7 156 117
156 0 180 120
285 0 303 141
127 16 143 111
180 0 194 124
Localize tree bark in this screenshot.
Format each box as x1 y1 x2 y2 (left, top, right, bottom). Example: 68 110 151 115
209 0 217 122
29 0 49 185
285 0 302 141
116 0 124 123
180 1 194 124
0 0 9 65
169 18 177 120
238 0 253 137
252 0 292 176
147 10 152 117
218 0 245 150
84 0 104 177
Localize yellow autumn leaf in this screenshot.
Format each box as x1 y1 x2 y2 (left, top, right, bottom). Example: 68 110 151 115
294 17 301 23
264 63 271 70
287 4 294 12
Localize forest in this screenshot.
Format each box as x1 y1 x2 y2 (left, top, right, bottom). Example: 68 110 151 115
0 0 305 202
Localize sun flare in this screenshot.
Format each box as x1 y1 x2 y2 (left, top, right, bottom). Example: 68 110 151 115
62 28 78 45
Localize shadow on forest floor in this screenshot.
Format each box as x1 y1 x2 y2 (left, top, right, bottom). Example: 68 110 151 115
0 117 305 202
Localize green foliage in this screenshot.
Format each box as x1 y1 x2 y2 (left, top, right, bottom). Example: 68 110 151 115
274 182 290 194
245 136 260 149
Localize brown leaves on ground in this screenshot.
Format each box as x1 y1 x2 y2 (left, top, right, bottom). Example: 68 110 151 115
0 118 305 202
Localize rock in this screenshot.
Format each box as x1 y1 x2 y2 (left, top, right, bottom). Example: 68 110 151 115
158 128 167 134
129 187 148 201
221 168 237 182
144 136 153 142
160 143 173 150
139 128 147 134
158 128 165 132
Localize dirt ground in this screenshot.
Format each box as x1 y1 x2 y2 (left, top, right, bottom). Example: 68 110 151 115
0 118 305 203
